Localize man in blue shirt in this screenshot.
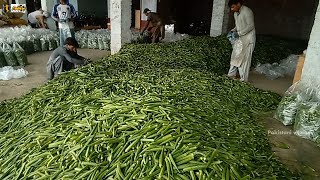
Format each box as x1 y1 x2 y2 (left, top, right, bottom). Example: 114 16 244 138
52 0 77 46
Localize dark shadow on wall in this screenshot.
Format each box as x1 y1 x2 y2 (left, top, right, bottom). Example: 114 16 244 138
26 0 41 13
156 0 317 39
157 0 213 36
228 0 318 40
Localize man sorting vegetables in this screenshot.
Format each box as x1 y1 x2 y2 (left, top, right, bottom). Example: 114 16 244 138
227 0 256 82
140 8 165 43
46 37 89 80
28 7 50 28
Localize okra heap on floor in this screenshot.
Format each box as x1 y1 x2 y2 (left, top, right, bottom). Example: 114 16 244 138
0 37 300 179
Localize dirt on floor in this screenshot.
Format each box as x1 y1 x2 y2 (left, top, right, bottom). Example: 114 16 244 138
0 50 319 179
262 116 320 179
250 72 320 179
250 71 294 96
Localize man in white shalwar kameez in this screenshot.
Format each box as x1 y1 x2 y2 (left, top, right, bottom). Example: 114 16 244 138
227 0 256 82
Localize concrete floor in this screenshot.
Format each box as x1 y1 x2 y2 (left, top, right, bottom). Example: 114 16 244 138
250 72 320 179
263 116 320 179
250 71 294 96
0 50 319 179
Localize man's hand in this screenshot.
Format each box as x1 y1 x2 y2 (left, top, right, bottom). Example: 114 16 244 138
234 31 240 38
227 31 232 37
59 19 67 23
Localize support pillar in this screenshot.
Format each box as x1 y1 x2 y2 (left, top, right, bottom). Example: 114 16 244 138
210 0 229 37
110 0 132 54
41 0 56 30
69 0 78 12
107 0 111 29
140 0 157 29
301 3 320 87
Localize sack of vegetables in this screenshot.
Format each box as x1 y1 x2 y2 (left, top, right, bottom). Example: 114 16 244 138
294 102 320 143
41 37 49 51
32 35 42 52
0 45 7 67
275 82 320 126
13 42 28 66
2 42 18 66
274 82 301 126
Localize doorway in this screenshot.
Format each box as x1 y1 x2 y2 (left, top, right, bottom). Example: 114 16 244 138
157 0 213 35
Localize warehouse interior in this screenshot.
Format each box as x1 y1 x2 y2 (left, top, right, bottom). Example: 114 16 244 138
1 0 320 179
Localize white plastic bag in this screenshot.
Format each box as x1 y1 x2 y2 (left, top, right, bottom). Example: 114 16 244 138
274 82 301 125
294 102 320 142
0 26 59 53
255 63 285 80
233 39 243 58
255 54 299 80
280 55 299 77
0 66 28 80
275 82 320 126
227 31 237 45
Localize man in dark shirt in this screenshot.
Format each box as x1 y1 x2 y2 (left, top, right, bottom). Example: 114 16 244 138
46 37 88 80
140 8 165 43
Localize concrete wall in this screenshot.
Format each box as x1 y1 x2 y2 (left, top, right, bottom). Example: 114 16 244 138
107 0 110 18
69 0 78 12
210 0 229 37
110 0 132 54
228 0 318 40
78 0 107 17
41 0 56 30
301 2 320 87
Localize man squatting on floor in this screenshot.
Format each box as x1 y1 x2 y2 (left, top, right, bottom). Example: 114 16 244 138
47 37 90 80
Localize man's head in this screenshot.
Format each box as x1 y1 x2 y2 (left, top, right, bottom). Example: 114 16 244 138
64 37 79 52
143 8 151 16
60 0 66 4
228 0 243 12
42 11 49 18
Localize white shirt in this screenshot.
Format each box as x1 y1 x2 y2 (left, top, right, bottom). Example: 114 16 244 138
52 4 75 29
230 5 256 67
28 10 43 24
233 5 256 44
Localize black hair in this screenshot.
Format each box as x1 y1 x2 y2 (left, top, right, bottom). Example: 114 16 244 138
143 8 150 14
228 0 243 7
64 37 79 48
